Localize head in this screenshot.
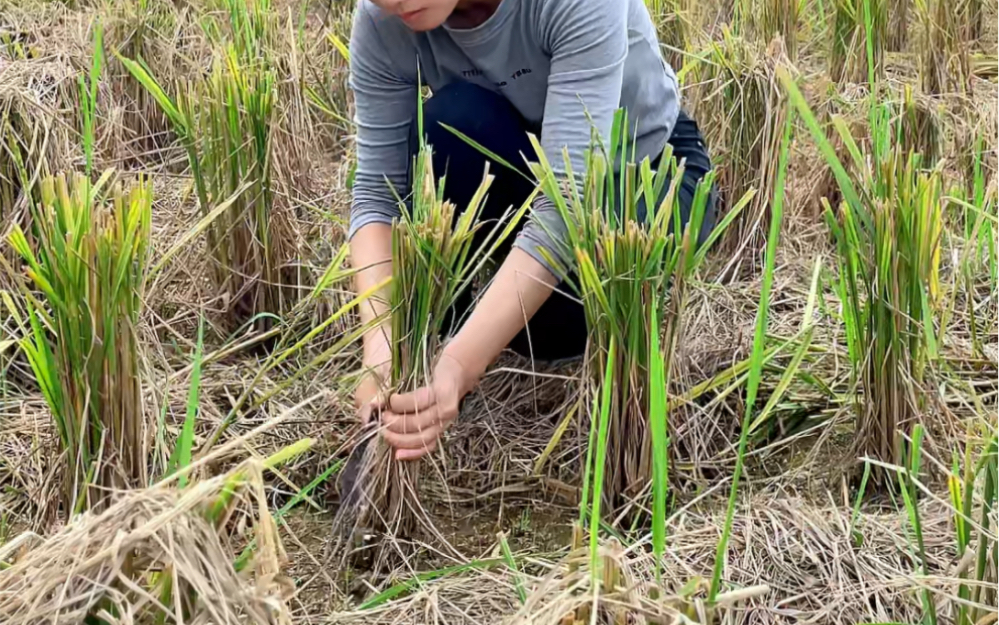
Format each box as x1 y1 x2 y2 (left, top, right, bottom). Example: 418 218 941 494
370 0 461 31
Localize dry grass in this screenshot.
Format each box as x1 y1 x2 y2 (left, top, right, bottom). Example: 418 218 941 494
0 0 997 622
918 0 972 95
688 33 792 278
325 494 990 624
0 462 293 624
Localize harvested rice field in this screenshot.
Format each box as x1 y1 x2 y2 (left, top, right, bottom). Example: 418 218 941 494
0 0 996 623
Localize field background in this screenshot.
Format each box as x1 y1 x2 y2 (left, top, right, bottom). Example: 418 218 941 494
0 0 997 623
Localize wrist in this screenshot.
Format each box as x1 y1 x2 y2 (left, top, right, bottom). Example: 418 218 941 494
363 330 391 362
442 336 489 394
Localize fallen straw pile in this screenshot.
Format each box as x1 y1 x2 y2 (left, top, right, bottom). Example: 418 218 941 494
0 459 293 625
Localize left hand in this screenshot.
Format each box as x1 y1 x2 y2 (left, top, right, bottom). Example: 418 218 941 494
380 351 478 461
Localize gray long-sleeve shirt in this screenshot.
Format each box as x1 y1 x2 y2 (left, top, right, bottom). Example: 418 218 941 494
348 0 680 274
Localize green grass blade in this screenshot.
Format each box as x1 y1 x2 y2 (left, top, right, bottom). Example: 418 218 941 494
166 316 204 488
649 303 668 584
709 112 792 602
589 335 617 579
498 532 527 604
778 68 866 221
359 559 505 610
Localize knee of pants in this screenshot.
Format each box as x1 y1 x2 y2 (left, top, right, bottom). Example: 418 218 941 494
407 81 533 169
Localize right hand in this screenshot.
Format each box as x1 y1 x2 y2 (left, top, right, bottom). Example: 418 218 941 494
354 331 391 425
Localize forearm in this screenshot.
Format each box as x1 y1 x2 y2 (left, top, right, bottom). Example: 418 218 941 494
350 222 393 364
443 248 558 384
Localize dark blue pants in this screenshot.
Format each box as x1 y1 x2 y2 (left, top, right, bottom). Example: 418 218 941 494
409 82 715 362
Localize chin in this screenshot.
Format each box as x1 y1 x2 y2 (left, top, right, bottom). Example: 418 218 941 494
401 8 449 31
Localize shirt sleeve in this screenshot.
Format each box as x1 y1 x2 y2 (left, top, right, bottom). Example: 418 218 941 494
347 4 417 239
511 0 628 276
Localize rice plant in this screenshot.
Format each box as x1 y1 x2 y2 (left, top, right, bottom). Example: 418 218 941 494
340 134 532 566
961 0 985 41
960 138 997 291
527 109 758 568
917 0 970 95
887 0 908 50
0 97 52 276
783 71 943 486
119 0 296 331
949 430 998 625
745 0 800 60
298 5 354 156
896 84 940 166
830 0 887 84
104 0 183 165
7 171 152 512
689 30 789 277
939 142 996 361
644 0 691 72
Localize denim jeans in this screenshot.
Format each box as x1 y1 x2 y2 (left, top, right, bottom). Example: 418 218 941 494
407 81 716 361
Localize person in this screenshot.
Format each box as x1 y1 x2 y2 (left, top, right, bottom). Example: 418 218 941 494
348 0 715 461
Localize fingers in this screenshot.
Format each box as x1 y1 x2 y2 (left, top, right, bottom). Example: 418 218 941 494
395 444 436 461
382 408 439 434
358 402 374 426
357 392 389 426
381 422 442 454
389 385 436 414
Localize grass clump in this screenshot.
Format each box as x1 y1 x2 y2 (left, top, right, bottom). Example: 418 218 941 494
343 136 531 566
742 0 800 59
784 72 943 486
528 109 755 591
120 0 297 332
644 0 691 72
689 30 789 276
887 0 909 50
7 171 153 512
917 0 970 96
830 0 887 83
104 0 184 165
895 85 940 165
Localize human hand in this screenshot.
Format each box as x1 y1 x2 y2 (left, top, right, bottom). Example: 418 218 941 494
380 352 478 461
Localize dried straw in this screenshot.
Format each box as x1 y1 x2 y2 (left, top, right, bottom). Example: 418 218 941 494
0 462 292 624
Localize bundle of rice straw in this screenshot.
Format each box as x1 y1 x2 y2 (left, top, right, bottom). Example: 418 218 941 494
0 461 293 624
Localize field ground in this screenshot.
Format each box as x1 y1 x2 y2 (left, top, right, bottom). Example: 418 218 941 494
0 0 997 623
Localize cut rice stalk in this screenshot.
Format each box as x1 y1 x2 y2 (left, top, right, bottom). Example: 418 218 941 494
830 0 887 84
689 30 792 277
7 171 153 512
104 0 181 165
744 0 800 59
644 0 692 71
782 70 944 487
339 134 534 570
119 0 298 332
528 109 753 587
917 0 971 95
